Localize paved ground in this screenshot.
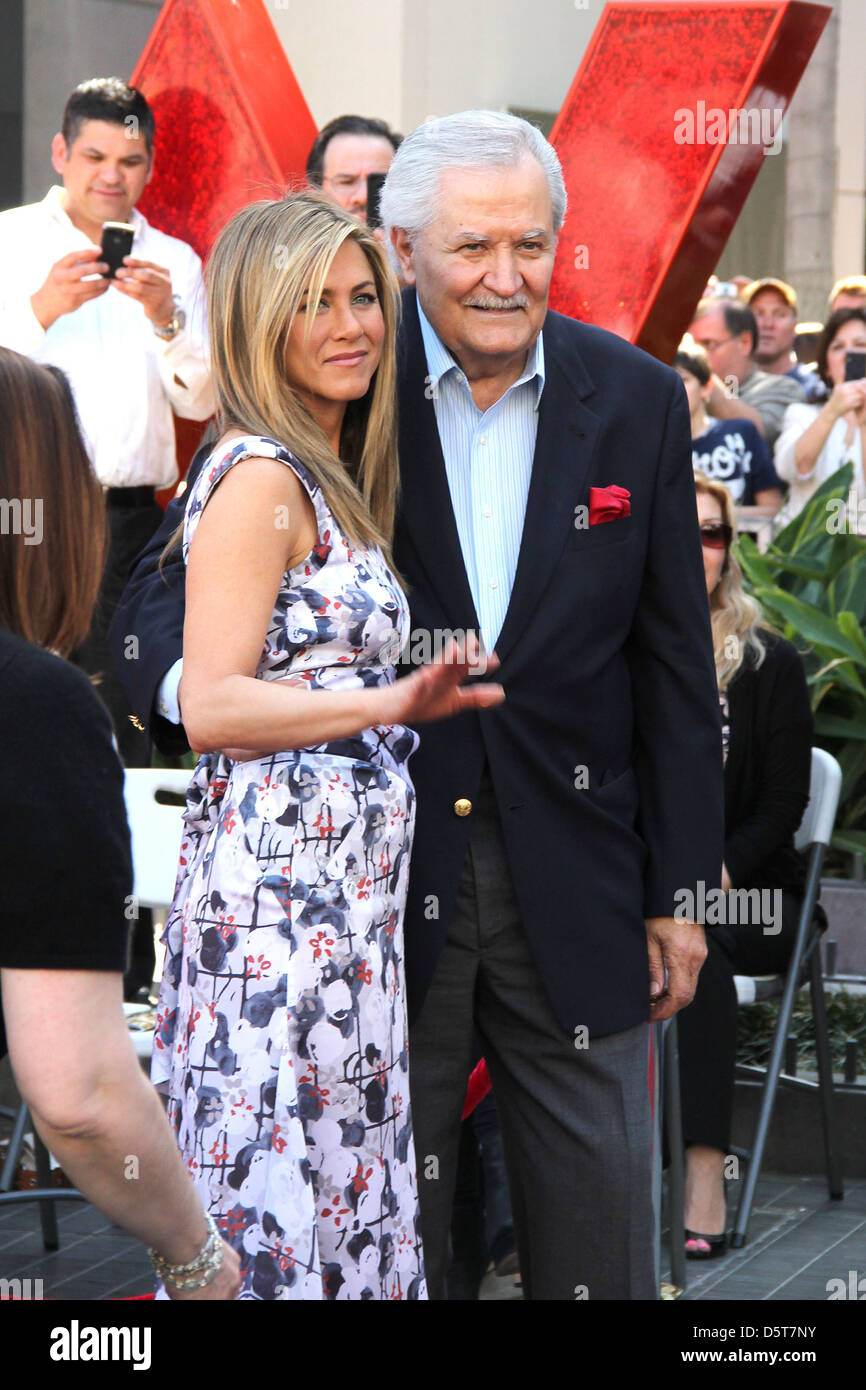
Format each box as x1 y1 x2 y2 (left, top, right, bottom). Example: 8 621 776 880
1 1143 862 1301
674 1172 866 1302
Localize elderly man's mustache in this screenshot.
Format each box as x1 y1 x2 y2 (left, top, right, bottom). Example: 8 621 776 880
462 293 531 310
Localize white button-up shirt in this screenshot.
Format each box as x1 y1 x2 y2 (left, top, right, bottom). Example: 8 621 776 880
417 298 545 652
0 186 214 488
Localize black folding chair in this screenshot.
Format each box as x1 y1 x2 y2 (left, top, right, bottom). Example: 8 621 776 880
662 747 844 1268
730 747 844 1245
0 1102 85 1250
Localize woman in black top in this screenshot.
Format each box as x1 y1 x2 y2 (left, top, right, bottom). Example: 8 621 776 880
678 472 813 1257
0 348 238 1298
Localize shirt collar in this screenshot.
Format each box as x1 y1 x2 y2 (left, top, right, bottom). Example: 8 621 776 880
41 185 147 241
417 294 545 408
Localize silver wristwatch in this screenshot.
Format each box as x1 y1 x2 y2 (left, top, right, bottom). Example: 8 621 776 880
153 308 186 340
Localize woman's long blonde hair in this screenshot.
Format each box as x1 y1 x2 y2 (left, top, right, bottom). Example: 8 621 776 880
694 470 769 689
163 192 401 568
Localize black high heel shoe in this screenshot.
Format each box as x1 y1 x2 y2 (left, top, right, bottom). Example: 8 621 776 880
686 1228 728 1262
684 1229 728 1260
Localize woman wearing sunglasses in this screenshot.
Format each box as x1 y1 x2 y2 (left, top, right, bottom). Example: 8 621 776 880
676 472 817 1259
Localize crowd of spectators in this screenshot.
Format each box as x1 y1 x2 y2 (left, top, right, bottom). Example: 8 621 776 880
684 273 866 535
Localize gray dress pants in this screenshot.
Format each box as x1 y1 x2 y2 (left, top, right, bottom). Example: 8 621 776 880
409 770 656 1300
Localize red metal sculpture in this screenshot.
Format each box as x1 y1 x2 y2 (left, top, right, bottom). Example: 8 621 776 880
549 1 830 359
131 0 316 263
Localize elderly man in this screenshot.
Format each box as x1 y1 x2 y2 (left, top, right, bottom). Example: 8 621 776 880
110 111 723 1300
688 296 804 450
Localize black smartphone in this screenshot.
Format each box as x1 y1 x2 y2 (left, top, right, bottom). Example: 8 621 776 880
100 222 135 279
844 351 866 381
366 173 387 230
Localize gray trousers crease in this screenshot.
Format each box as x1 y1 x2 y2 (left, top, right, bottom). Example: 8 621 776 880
408 772 656 1300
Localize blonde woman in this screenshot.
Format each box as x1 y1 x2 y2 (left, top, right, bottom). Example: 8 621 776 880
677 473 815 1258
152 194 503 1300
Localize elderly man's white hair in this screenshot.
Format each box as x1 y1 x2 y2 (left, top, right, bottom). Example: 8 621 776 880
380 109 567 258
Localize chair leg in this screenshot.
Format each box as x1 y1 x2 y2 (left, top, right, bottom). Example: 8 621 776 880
0 1104 62 1250
32 1128 60 1251
650 1023 662 1292
0 1102 29 1193
663 1018 687 1292
732 852 824 1248
809 948 844 1200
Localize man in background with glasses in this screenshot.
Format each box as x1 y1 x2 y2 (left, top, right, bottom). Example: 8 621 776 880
306 114 402 225
689 296 804 451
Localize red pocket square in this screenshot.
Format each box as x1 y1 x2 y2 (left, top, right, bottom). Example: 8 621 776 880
589 484 631 525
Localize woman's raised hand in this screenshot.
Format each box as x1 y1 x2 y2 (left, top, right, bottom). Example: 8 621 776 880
826 379 866 423
384 634 504 726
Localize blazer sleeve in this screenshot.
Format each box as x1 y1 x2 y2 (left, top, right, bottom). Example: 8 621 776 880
107 449 209 756
724 639 813 887
626 374 725 918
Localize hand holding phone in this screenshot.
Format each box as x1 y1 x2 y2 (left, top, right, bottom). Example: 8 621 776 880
100 222 135 279
844 351 866 382
30 247 110 331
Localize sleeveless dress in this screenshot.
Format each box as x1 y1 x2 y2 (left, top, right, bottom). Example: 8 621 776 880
152 435 426 1300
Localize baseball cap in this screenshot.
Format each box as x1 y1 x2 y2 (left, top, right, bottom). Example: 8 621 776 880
743 278 798 313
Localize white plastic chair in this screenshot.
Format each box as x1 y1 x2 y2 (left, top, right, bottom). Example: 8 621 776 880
122 767 191 910
122 768 191 1059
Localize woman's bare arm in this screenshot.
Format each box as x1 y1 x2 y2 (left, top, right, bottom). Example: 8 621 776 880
2 967 239 1299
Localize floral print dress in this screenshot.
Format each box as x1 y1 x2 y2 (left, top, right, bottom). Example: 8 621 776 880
152 436 426 1300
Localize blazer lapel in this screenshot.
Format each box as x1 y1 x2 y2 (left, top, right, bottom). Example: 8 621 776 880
493 314 600 664
396 289 479 631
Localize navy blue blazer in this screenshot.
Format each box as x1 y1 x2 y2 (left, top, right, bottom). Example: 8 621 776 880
109 287 724 1038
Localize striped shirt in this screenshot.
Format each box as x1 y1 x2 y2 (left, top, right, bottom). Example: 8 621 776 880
417 298 545 652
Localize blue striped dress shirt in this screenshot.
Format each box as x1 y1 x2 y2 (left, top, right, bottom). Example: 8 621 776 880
417 298 546 653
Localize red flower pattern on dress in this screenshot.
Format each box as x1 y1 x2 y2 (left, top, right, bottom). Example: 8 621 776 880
309 932 334 962
246 953 272 980
351 1160 373 1195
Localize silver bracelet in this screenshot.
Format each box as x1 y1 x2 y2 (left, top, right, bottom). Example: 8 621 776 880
149 1211 224 1289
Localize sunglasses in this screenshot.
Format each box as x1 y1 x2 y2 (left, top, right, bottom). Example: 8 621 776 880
700 522 733 550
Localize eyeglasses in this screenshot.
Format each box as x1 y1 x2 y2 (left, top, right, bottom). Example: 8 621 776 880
700 522 733 550
694 336 734 353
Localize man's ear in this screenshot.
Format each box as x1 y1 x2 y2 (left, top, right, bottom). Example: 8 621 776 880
390 226 416 285
50 132 68 176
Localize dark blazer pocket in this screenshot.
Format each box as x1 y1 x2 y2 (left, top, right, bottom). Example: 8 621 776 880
587 767 645 858
596 765 637 794
569 515 632 550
